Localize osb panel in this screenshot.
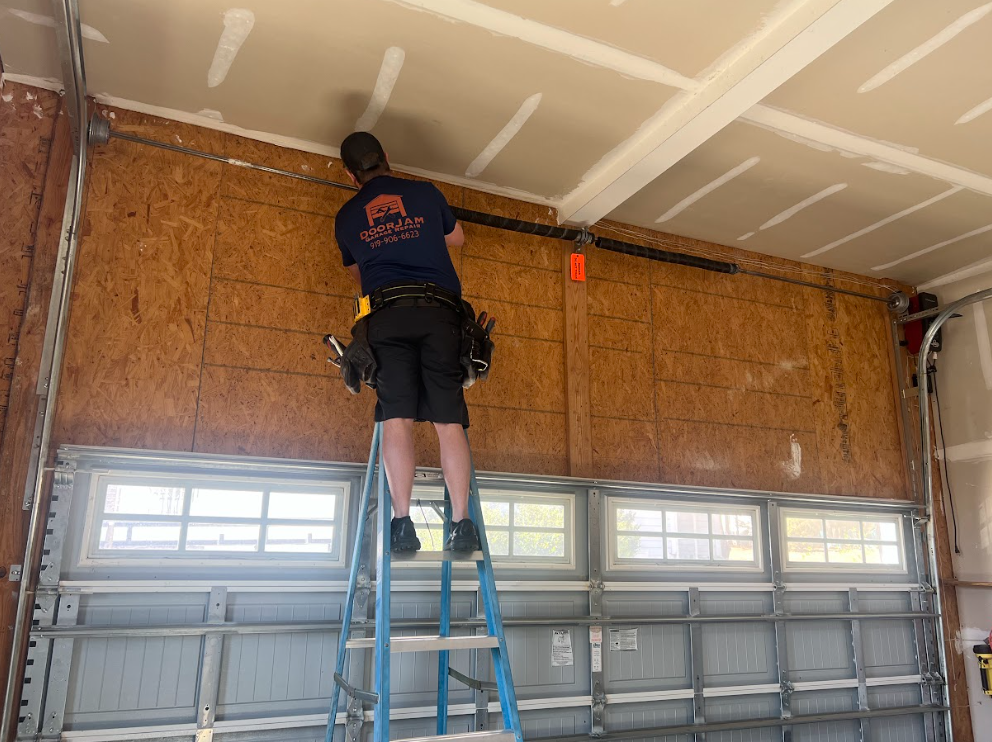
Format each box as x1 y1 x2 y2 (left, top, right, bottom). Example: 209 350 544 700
652 286 809 368
204 324 333 378
588 316 652 354
584 247 650 286
834 294 906 498
651 260 804 310
590 348 654 421
55 137 221 451
460 256 562 309
656 381 814 433
465 406 567 476
462 223 561 272
657 420 822 493
0 84 58 439
222 167 353 218
591 417 659 483
654 350 811 398
194 365 374 462
462 296 563 343
208 278 354 337
213 199 353 297
469 336 565 413
588 280 651 321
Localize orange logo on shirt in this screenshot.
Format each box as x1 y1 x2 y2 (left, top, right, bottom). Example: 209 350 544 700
365 194 407 226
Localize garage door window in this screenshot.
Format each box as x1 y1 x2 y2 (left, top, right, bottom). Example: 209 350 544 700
607 498 762 571
87 476 348 564
780 508 905 573
407 489 574 567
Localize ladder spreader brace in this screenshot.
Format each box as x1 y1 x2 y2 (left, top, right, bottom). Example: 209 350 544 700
326 422 524 742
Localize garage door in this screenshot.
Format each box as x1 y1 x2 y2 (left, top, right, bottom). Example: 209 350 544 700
14 445 944 742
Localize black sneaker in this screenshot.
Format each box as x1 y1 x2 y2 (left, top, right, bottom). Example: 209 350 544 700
444 519 481 552
391 516 421 553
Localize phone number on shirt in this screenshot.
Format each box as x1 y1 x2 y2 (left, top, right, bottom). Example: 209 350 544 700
367 230 420 250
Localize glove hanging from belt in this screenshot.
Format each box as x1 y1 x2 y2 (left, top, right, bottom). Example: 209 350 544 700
459 299 495 389
324 316 377 395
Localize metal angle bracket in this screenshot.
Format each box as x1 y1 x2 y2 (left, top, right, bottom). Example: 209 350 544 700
780 681 795 719
589 579 605 614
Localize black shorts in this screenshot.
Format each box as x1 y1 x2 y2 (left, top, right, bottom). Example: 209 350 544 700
367 302 469 427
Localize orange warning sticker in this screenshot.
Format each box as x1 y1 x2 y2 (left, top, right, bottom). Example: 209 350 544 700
570 253 586 282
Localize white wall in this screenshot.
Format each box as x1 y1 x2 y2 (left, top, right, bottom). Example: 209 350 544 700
931 268 992 731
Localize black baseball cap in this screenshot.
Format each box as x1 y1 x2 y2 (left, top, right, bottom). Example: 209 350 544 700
340 131 386 174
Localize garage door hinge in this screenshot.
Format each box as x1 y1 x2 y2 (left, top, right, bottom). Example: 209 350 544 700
194 729 213 742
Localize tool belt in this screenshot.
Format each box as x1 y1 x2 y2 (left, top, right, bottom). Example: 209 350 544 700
355 282 461 321
325 283 495 394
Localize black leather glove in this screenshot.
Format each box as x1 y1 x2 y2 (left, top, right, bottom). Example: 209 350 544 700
324 319 378 395
459 301 495 389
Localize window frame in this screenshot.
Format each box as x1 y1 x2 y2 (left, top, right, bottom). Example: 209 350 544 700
606 497 764 572
779 507 907 574
400 486 576 569
79 472 350 568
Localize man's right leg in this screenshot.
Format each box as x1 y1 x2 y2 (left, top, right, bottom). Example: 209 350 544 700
368 306 422 552
382 417 415 518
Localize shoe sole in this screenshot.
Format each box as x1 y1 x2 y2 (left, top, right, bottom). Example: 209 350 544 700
392 538 421 553
444 538 481 553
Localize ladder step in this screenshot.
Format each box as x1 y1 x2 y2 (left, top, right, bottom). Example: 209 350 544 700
394 732 516 742
346 635 499 653
392 550 484 562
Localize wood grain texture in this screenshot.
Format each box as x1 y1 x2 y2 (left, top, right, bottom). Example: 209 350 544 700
0 84 58 442
563 245 592 478
194 364 374 462
54 135 222 450
0 82 61 717
50 107 913 504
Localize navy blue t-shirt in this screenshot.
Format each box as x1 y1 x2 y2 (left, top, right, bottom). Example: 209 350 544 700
334 175 461 296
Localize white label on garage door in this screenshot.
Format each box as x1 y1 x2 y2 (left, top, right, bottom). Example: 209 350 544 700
589 625 603 643
591 641 603 672
609 628 638 651
552 629 573 666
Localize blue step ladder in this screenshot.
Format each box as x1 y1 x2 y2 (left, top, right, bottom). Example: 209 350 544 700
326 422 524 742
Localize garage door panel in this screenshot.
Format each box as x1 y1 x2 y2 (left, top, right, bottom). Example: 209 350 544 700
791 689 858 742
701 622 776 687
489 707 592 737
785 620 855 682
705 693 780 742
499 591 590 699
64 634 202 728
605 700 692 742
859 593 917 679
700 593 776 688
65 594 207 727
219 630 338 714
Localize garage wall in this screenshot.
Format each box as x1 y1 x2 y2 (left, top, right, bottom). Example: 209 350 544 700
0 79 62 710
930 267 992 736
52 106 910 500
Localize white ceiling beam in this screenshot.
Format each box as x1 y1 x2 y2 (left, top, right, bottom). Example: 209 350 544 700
556 0 896 226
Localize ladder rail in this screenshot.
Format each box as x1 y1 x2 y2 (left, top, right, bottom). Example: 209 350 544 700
469 456 524 742
437 486 454 735
374 456 393 742
326 424 381 742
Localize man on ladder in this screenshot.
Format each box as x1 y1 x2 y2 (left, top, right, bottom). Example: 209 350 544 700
325 133 523 742
334 131 484 554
